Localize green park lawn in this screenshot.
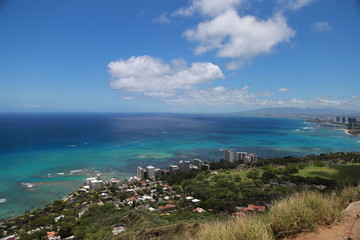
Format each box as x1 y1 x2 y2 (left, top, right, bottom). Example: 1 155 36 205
297 165 360 184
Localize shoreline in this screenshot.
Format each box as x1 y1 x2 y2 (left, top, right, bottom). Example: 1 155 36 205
344 129 360 137
1 152 359 239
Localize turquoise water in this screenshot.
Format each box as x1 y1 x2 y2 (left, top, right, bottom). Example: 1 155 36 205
0 113 359 218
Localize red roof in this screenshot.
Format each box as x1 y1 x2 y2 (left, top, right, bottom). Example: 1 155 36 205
158 204 176 209
47 231 57 239
241 204 266 212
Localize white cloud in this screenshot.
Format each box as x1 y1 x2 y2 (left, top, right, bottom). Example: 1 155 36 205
226 61 246 70
173 0 245 17
278 88 291 92
287 0 313 10
184 9 295 66
168 85 260 105
108 55 224 96
276 0 314 11
109 62 358 109
154 13 170 24
123 96 136 101
311 21 332 32
166 88 353 109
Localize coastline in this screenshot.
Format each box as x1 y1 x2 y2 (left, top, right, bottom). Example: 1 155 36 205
344 129 360 137
2 114 360 220
1 152 360 240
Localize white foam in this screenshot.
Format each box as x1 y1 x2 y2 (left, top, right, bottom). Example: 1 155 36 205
22 182 34 188
0 198 6 203
70 170 82 173
56 172 65 175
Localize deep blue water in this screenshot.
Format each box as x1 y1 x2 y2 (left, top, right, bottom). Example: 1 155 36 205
0 113 359 218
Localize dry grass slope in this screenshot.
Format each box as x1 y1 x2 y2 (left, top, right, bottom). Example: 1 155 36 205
182 216 273 240
182 186 360 240
268 191 341 238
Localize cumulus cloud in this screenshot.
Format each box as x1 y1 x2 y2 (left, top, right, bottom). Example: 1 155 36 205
276 0 314 11
108 55 224 96
286 0 314 10
162 85 354 110
278 88 291 92
311 21 332 32
123 96 137 101
168 85 265 105
183 9 295 68
167 88 355 110
154 13 170 24
173 0 245 17
108 59 358 109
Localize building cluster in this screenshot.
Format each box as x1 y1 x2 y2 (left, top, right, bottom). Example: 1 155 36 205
136 158 210 180
82 174 120 190
84 174 104 190
335 116 360 129
223 150 258 164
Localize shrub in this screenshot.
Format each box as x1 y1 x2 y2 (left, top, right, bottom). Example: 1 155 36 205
268 191 341 238
186 216 273 240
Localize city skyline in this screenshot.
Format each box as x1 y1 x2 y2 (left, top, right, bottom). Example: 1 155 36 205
1 0 360 113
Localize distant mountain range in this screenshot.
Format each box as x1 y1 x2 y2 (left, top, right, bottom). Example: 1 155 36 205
239 107 360 117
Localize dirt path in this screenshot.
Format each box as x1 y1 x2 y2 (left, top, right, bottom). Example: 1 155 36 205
289 201 360 240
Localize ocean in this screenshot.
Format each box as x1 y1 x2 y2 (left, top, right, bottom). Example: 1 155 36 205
0 113 359 218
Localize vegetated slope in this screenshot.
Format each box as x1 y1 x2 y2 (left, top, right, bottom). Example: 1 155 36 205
178 186 360 240
288 200 360 240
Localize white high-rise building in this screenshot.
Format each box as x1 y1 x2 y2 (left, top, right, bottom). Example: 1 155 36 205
155 168 162 177
193 158 203 169
248 153 258 162
86 176 104 190
137 166 145 180
244 155 252 164
224 150 234 163
146 165 155 179
168 164 179 174
179 160 190 172
235 152 247 161
90 179 103 190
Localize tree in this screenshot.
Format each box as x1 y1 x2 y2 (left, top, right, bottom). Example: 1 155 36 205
246 169 260 180
314 160 326 167
233 175 242 182
59 222 73 238
262 169 276 183
283 164 299 175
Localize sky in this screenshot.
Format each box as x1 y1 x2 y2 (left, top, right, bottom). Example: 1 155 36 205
0 0 360 113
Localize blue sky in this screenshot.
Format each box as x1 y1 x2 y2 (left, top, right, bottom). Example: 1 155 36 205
0 0 359 113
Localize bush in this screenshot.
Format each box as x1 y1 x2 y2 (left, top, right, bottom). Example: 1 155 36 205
186 216 273 240
185 186 360 240
313 160 326 167
268 191 341 238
